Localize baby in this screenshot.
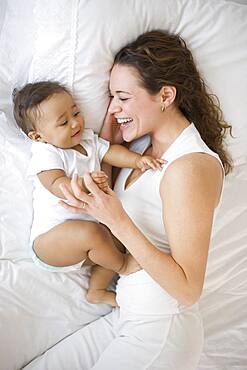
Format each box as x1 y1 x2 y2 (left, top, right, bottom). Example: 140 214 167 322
13 81 164 306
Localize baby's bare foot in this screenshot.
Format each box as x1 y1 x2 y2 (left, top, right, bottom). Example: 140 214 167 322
86 289 118 307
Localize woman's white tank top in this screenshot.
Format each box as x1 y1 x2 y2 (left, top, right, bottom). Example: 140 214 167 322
114 123 223 315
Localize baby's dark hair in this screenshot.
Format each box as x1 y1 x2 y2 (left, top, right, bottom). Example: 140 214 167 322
12 81 70 135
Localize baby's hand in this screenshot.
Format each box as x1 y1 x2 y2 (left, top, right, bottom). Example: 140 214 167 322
136 155 166 172
91 171 109 193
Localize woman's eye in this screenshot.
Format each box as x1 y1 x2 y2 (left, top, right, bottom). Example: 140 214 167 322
60 120 68 126
73 111 80 116
119 97 129 101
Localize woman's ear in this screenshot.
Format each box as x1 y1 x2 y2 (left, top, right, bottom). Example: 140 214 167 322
28 131 42 141
159 86 177 111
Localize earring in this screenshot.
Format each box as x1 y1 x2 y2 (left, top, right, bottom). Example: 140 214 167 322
161 104 166 112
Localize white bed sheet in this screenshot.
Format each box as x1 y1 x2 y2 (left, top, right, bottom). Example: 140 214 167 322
0 1 247 369
0 260 112 369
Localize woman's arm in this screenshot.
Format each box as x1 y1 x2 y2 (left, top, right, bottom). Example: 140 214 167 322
113 154 223 305
156 154 223 304
109 154 222 306
59 154 222 305
99 108 123 187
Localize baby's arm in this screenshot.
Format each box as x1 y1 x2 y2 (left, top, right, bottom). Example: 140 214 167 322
37 169 87 199
102 144 165 172
38 169 109 198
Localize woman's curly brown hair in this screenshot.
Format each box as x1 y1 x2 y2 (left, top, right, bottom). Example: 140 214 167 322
113 30 232 174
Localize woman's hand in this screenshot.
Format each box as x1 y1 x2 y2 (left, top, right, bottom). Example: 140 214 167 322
100 105 124 145
59 173 127 229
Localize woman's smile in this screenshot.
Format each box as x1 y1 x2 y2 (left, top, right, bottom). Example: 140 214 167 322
116 117 133 130
116 117 133 125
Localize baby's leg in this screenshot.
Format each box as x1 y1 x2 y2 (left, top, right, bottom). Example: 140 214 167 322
33 220 125 271
87 266 117 306
86 235 126 306
109 235 141 275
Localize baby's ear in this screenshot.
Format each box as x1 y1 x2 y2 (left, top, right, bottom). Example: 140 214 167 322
28 131 42 141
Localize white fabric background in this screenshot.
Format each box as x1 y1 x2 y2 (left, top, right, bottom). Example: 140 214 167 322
0 1 247 369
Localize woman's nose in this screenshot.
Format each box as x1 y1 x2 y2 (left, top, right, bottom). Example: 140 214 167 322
108 98 122 114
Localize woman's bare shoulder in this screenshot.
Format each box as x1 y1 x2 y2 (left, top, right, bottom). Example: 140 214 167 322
164 152 222 179
160 153 223 207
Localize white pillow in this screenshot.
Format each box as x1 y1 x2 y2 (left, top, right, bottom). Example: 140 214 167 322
1 0 247 259
0 0 36 111
0 0 6 36
0 112 33 259
27 0 247 165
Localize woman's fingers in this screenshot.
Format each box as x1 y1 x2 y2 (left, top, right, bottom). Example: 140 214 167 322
59 173 116 220
59 199 87 214
59 183 89 213
71 174 92 202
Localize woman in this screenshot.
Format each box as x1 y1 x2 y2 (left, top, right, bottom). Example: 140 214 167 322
25 30 232 369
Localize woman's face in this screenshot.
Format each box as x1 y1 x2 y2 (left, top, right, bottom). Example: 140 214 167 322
108 64 160 142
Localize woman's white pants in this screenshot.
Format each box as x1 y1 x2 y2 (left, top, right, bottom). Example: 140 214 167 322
24 305 203 370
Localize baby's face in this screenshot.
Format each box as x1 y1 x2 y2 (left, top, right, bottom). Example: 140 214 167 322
33 91 84 149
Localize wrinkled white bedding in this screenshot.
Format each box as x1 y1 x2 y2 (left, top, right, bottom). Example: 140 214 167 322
0 0 247 369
